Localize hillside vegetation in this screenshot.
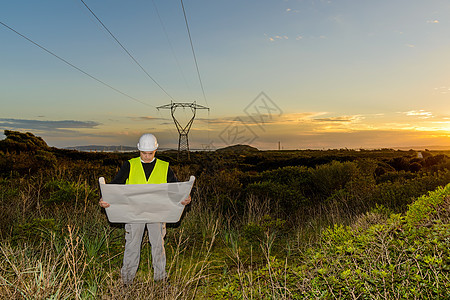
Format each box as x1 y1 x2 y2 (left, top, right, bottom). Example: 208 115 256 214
0 130 449 299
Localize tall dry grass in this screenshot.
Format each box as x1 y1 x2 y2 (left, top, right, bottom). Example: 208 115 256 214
0 218 220 299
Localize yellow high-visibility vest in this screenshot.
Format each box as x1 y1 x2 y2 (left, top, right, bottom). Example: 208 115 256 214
126 157 169 184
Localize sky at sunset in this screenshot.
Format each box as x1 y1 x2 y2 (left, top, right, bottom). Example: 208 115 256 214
1 0 450 150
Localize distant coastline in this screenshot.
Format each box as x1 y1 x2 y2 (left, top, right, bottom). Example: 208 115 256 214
63 144 450 152
63 145 137 152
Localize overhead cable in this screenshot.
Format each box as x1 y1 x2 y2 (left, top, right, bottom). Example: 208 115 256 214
79 0 176 102
0 21 152 107
152 0 192 96
180 0 208 106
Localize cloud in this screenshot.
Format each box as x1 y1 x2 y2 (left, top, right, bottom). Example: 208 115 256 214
9 111 449 150
276 112 325 123
197 112 339 128
195 112 448 142
160 109 450 150
195 112 368 140
331 15 345 24
130 116 170 121
426 20 439 24
282 129 450 149
266 34 289 42
196 116 257 125
404 110 433 119
406 44 415 48
0 118 100 131
286 8 299 13
200 112 320 127
434 86 450 94
313 115 363 122
0 118 110 147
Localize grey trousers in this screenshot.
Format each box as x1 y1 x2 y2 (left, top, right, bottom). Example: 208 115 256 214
121 222 167 284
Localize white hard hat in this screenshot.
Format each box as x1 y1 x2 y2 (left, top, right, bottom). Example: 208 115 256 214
137 133 158 151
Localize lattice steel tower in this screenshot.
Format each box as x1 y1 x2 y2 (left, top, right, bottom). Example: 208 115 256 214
157 101 209 159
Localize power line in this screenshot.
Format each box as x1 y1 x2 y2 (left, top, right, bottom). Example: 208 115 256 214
79 0 176 102
152 0 192 97
180 0 208 107
0 20 152 107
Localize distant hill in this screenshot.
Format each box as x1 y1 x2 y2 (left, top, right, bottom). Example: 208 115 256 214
64 145 137 152
63 145 175 152
393 145 450 151
216 144 259 153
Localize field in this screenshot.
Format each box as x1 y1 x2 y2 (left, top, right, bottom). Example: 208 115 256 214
1 130 449 299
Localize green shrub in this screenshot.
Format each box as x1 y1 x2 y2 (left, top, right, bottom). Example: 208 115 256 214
310 161 359 200
35 150 57 169
405 183 450 227
242 215 287 246
246 181 308 213
216 184 450 299
43 179 96 205
13 218 57 245
44 180 78 204
387 156 412 171
301 183 450 298
369 170 450 212
242 222 264 245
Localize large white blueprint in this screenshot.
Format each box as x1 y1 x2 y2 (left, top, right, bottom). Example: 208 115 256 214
99 176 195 223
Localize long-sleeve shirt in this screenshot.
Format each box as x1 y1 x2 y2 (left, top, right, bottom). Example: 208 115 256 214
110 159 178 184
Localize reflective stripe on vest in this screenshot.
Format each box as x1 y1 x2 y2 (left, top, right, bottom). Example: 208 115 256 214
126 157 169 184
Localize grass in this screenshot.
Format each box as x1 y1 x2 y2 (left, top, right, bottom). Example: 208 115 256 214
0 220 218 299
2 183 449 298
1 150 449 298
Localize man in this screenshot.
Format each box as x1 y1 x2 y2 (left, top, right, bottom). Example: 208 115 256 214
99 133 191 284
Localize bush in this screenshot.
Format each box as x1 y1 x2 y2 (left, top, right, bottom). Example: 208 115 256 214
369 170 450 212
216 184 450 299
0 130 49 153
246 181 309 213
13 218 57 245
405 184 450 227
43 179 96 206
310 161 359 200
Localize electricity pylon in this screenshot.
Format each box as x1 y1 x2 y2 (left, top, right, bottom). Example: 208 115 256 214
157 101 209 159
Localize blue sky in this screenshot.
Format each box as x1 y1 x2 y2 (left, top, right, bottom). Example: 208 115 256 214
1 0 450 150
